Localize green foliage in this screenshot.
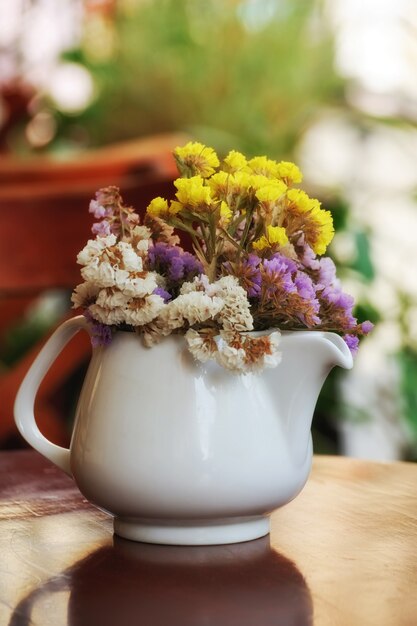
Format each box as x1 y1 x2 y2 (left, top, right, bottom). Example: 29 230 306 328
325 196 349 232
396 347 417 440
351 231 375 282
56 0 341 157
0 293 68 367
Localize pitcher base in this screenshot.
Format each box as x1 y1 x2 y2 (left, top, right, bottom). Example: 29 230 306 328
113 515 270 546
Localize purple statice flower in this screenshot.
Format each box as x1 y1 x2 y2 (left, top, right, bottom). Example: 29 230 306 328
269 253 298 274
317 257 337 289
298 236 320 271
295 271 315 300
233 254 263 298
89 199 107 219
328 288 355 324
182 251 204 277
344 334 359 356
255 253 322 328
83 311 113 347
361 320 374 334
153 287 172 303
262 254 297 296
90 190 116 236
244 254 262 297
148 243 203 287
320 284 357 329
294 271 321 325
321 286 353 309
92 220 112 237
169 255 185 282
222 255 262 298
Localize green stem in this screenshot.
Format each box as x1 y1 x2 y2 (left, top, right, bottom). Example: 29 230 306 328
240 205 257 251
219 228 242 252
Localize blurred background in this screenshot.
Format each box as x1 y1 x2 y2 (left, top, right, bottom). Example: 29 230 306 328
0 0 416 460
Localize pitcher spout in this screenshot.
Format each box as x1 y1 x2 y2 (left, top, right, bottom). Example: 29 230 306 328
263 331 353 469
319 332 354 371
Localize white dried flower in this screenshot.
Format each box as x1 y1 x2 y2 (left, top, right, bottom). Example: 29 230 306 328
262 331 282 369
96 288 131 309
128 225 152 256
214 277 253 332
131 225 152 240
141 320 170 347
212 275 238 292
71 282 100 309
77 235 116 266
210 329 282 373
121 272 159 298
173 292 224 326
81 260 130 288
180 275 210 295
123 294 165 326
157 303 185 331
215 340 246 372
136 239 150 254
116 242 143 272
185 329 218 363
88 304 127 325
179 275 253 333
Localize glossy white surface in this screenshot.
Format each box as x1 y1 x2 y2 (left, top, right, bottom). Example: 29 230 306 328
14 317 353 545
113 516 270 545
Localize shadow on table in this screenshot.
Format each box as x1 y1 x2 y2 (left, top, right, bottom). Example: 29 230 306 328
10 536 313 626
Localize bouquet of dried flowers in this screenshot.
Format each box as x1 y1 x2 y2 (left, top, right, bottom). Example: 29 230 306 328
72 142 372 372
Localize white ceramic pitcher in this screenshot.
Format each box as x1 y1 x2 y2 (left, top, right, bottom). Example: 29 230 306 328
14 316 353 545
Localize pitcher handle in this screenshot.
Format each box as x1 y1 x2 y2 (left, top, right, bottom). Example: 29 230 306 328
14 315 91 476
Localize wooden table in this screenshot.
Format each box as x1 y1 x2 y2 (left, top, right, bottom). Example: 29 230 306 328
1 451 417 625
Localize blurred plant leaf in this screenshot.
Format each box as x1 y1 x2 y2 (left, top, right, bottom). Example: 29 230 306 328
50 0 341 157
354 301 380 325
396 347 417 439
350 231 374 282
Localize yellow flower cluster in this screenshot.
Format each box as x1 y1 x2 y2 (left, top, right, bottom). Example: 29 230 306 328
145 141 334 257
223 150 247 173
275 161 303 185
219 201 233 226
255 180 287 204
147 196 181 218
174 176 213 208
174 141 220 178
253 225 289 251
285 189 334 255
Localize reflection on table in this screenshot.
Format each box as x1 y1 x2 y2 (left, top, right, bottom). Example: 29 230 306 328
2 450 417 626
10 537 312 626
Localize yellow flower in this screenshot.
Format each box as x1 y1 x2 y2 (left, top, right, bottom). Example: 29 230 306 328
248 156 277 178
230 171 252 195
219 201 233 226
209 170 252 197
146 197 169 217
309 207 334 254
249 174 271 191
255 180 287 204
169 200 183 215
276 161 303 185
253 225 289 251
208 171 230 198
174 176 213 208
286 189 319 213
174 142 220 178
285 189 334 254
223 150 248 173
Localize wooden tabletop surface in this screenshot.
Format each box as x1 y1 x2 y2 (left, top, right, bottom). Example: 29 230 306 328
1 450 417 626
